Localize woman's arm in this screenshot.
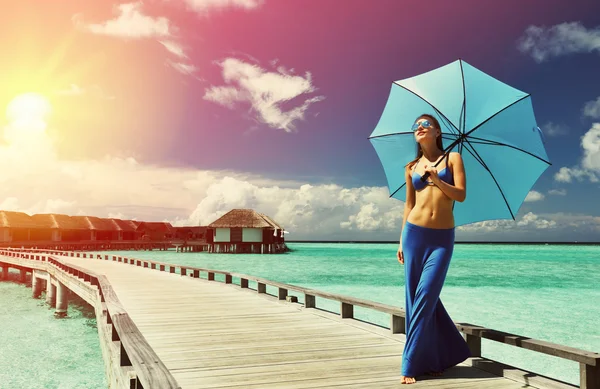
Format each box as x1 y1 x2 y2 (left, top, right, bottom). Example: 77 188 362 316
427 152 467 202
401 165 416 235
398 165 416 263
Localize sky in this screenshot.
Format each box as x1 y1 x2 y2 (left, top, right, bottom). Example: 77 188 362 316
1 0 600 242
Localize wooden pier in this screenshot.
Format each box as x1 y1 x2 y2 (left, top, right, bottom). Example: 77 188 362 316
1 249 598 389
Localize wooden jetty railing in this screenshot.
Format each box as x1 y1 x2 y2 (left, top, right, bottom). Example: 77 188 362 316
2 248 599 389
0 249 180 389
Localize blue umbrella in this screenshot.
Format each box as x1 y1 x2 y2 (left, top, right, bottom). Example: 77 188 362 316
369 59 551 226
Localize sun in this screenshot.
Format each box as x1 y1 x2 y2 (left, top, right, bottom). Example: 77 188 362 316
6 93 52 123
3 93 53 146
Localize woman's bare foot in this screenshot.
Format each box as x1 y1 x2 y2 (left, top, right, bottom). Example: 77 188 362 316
401 376 417 384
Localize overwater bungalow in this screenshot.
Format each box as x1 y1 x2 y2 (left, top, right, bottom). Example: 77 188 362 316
110 219 141 241
173 226 210 241
30 213 88 242
207 209 287 254
0 211 41 243
70 216 119 241
135 222 174 241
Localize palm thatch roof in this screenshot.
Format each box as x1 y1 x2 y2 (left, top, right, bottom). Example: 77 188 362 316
70 216 118 231
31 213 89 230
208 209 282 229
0 211 41 229
110 219 139 232
135 221 174 233
260 213 283 230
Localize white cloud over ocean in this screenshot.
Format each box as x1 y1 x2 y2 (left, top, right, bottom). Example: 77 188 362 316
554 123 600 183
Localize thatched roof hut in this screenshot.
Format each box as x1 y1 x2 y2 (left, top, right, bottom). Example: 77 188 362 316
70 216 116 231
110 219 140 240
136 222 175 240
110 219 139 232
208 209 282 230
31 213 87 230
0 211 41 229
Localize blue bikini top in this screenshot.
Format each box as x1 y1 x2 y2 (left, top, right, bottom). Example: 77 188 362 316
411 154 454 191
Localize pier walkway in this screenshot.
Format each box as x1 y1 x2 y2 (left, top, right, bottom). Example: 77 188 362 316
1 250 598 389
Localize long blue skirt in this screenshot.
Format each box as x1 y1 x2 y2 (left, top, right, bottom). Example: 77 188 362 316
400 221 471 377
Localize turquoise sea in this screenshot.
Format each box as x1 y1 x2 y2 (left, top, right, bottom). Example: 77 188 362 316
1 242 599 388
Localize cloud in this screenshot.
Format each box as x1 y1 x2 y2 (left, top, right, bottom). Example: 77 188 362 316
583 97 600 119
554 166 599 183
167 61 199 76
548 188 567 196
74 3 204 78
517 22 600 62
542 121 568 137
159 40 187 58
554 123 600 183
457 212 557 232
182 0 263 14
55 84 115 100
204 58 324 132
524 190 544 202
73 2 172 39
581 123 600 171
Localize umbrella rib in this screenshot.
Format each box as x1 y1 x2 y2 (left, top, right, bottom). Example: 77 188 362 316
368 131 414 140
461 139 516 220
392 82 461 134
389 182 406 198
465 136 551 165
464 94 530 137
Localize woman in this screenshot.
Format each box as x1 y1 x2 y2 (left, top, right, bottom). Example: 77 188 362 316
397 114 471 384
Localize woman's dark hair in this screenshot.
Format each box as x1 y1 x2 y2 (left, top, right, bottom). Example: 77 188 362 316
407 114 444 169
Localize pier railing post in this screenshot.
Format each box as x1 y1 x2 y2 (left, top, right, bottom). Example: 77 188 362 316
341 302 353 319
278 287 287 300
465 334 482 357
240 278 248 288
391 314 405 334
581 362 600 389
304 294 315 308
257 282 266 294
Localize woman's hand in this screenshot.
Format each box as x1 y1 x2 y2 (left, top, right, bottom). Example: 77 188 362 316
423 164 440 185
397 246 404 265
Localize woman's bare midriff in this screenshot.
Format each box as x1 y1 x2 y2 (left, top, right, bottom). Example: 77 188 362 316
406 183 455 229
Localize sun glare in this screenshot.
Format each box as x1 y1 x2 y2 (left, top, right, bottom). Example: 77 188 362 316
6 93 52 133
6 93 52 123
3 93 53 147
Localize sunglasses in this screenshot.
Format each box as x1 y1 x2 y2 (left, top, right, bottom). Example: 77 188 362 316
411 120 433 131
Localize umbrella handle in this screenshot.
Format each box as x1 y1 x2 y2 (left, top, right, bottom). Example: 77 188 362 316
419 154 447 183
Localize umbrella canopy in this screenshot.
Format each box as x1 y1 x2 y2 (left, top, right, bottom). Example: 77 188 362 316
369 59 551 227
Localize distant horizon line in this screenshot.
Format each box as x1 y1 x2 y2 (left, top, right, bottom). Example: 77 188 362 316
286 240 600 245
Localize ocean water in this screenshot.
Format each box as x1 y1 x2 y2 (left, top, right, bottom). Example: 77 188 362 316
1 242 599 387
0 272 106 389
